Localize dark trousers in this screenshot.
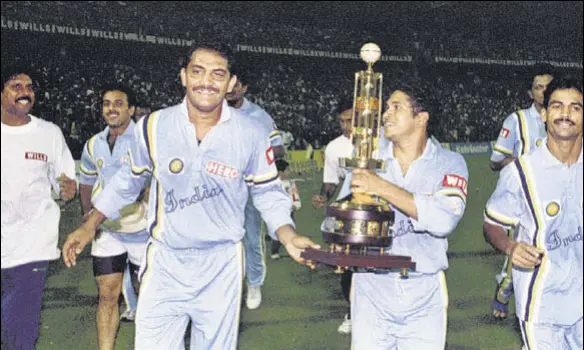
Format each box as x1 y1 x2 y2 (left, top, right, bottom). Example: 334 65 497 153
1 260 49 350
341 269 353 318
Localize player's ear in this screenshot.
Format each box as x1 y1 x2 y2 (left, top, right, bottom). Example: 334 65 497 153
227 74 237 93
541 108 548 123
180 68 187 88
415 111 429 128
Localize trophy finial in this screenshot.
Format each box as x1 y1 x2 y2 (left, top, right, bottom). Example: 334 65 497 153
360 43 381 64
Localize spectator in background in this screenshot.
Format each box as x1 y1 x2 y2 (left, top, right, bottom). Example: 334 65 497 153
280 129 295 151
1 66 77 349
311 104 354 335
269 159 301 259
134 105 152 122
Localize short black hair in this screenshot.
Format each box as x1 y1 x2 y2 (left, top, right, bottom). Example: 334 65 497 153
392 79 441 136
543 76 583 108
337 99 355 115
231 53 254 86
100 83 136 107
182 40 235 73
526 63 556 90
276 159 289 172
1 64 38 92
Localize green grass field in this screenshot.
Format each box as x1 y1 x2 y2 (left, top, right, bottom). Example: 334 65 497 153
35 154 523 349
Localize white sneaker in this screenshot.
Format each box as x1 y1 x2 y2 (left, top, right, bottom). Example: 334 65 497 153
337 314 351 334
120 309 136 322
246 284 262 310
270 253 281 260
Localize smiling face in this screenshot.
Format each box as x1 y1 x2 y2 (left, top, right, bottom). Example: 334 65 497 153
542 87 583 142
102 90 134 130
180 48 237 115
1 73 35 118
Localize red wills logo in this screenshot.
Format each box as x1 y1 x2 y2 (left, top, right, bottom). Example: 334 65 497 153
442 174 468 196
25 152 48 162
266 147 275 165
205 160 239 179
500 128 510 139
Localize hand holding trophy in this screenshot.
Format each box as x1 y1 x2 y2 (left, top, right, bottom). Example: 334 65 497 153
301 43 416 276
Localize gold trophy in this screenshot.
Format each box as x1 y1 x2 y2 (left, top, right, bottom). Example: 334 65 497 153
302 43 415 274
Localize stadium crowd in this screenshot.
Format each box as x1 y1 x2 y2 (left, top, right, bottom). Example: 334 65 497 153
2 1 582 62
1 1 582 158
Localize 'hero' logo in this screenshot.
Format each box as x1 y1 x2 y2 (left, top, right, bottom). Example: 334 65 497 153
205 160 239 179
443 174 468 196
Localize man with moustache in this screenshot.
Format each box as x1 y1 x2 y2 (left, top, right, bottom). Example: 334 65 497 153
78 84 149 350
489 64 554 320
336 82 468 349
1 66 77 349
62 41 318 350
484 77 583 349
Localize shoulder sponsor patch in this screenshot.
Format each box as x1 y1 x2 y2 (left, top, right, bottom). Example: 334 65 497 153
442 174 468 196
205 160 239 179
25 152 47 162
500 127 510 139
266 146 275 165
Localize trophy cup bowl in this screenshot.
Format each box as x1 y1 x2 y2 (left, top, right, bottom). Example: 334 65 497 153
301 43 415 275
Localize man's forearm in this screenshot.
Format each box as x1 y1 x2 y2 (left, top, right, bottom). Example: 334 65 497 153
490 157 515 172
82 208 107 240
483 222 515 255
377 181 418 220
79 184 94 215
275 224 299 246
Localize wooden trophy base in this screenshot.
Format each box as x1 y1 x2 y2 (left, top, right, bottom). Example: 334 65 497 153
301 247 416 274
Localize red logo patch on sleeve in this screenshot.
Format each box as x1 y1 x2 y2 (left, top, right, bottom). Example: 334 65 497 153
266 147 275 165
25 152 48 162
442 174 468 196
500 128 510 139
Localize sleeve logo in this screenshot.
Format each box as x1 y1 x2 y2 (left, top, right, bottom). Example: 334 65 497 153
443 174 468 196
266 146 275 165
500 128 510 139
25 152 48 162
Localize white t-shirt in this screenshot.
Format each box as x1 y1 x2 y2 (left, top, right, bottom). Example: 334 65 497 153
1 115 76 268
281 130 294 151
281 178 301 212
323 135 353 184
